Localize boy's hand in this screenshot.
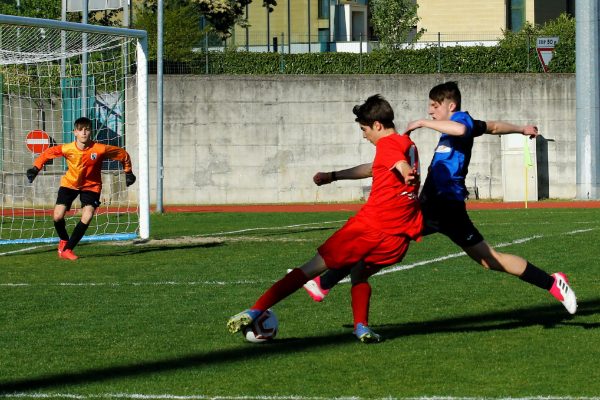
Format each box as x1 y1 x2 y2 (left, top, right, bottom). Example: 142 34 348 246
125 172 136 187
523 125 538 139
405 168 420 186
26 166 40 183
403 120 425 136
313 172 333 186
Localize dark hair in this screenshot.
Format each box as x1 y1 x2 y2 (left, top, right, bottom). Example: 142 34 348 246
352 94 395 129
429 81 461 110
74 117 92 130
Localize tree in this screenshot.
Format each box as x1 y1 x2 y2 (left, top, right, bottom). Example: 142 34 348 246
0 0 60 19
370 0 424 50
134 0 204 61
192 0 277 38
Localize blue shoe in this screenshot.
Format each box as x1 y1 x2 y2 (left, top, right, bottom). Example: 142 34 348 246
227 309 262 333
353 323 381 343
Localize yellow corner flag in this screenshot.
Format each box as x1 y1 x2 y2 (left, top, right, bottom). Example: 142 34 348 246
523 137 533 167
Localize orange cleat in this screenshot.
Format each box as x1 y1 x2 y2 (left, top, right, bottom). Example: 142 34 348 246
59 249 79 261
57 240 68 257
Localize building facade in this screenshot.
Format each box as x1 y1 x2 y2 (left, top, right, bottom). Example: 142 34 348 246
416 0 575 44
230 0 370 53
228 0 575 52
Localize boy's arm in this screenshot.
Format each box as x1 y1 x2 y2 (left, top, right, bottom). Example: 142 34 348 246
393 160 419 186
27 145 63 183
313 162 373 186
105 146 136 186
404 119 467 137
104 145 133 172
484 120 538 138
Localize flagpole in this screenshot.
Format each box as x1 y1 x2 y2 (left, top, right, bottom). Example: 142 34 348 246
524 164 528 209
523 136 533 209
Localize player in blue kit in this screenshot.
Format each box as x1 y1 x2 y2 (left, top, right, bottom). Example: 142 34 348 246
306 82 577 314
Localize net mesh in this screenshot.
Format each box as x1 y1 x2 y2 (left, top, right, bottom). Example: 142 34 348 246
0 22 139 244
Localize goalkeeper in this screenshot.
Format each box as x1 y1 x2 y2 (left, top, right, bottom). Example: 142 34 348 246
26 117 136 261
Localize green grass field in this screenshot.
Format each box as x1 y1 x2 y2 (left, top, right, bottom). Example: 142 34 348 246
1 208 599 399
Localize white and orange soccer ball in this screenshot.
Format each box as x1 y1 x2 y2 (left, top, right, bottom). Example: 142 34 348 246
242 309 279 343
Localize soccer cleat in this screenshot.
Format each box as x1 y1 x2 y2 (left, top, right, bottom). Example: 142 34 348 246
353 323 382 343
303 276 330 302
227 309 262 334
549 272 577 314
57 240 68 256
59 249 79 261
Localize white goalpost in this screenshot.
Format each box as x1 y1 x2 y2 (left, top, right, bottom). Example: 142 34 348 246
0 14 149 245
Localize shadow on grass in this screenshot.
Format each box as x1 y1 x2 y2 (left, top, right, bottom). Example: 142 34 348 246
1 298 599 393
88 242 225 257
2 242 224 258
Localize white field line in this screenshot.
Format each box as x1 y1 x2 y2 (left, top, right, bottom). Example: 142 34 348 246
0 221 347 256
0 229 594 289
1 394 599 400
0 245 53 256
202 220 347 236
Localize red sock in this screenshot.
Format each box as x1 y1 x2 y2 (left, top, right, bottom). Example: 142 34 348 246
351 282 372 329
252 268 309 311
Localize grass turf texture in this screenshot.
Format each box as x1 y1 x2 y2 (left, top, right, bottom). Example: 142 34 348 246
1 208 599 399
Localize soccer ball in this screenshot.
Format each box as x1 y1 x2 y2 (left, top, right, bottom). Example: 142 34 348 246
242 309 278 343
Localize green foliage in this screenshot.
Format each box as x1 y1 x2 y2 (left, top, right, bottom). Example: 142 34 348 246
543 13 576 73
180 14 576 75
193 0 278 38
134 0 205 61
496 13 575 73
370 0 425 49
0 0 60 19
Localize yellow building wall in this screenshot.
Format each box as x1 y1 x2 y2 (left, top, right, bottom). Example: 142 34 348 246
416 0 507 40
415 0 546 42
232 0 326 47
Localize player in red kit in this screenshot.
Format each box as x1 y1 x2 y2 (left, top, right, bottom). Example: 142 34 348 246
227 94 422 343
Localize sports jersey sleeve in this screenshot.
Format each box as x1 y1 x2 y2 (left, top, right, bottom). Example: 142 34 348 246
379 136 409 171
472 119 487 138
104 145 133 173
451 112 475 138
33 145 64 170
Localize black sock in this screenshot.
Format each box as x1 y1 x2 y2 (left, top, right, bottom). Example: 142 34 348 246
320 268 351 290
66 221 89 250
53 219 69 241
519 262 554 290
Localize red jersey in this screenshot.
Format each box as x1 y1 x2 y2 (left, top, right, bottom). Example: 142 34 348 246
33 141 132 193
355 133 423 239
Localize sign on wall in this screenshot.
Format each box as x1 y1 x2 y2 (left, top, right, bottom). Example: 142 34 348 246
536 37 559 73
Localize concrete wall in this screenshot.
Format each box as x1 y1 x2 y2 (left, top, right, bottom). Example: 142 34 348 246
141 74 575 205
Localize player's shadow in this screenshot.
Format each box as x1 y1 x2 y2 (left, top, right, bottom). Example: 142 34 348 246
89 242 225 257
1 298 599 394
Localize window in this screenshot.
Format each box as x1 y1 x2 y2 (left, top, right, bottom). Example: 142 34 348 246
318 0 329 19
508 0 526 32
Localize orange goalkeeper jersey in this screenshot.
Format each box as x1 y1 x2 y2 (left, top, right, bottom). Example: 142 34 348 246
33 141 132 193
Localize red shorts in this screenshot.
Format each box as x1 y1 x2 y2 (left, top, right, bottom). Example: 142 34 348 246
317 216 410 270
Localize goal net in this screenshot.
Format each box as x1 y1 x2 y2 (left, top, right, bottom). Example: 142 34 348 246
0 15 149 245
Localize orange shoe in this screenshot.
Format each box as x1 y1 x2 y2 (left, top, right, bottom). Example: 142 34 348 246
59 249 79 261
57 240 68 257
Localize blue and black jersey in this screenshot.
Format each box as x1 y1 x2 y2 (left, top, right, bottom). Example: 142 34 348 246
422 112 486 201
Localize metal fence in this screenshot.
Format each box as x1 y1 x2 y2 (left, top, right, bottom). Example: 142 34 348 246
197 31 504 54
153 31 557 75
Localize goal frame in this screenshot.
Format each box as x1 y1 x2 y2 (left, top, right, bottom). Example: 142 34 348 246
0 14 150 242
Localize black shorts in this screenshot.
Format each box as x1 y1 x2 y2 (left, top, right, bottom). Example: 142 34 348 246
56 187 101 211
420 196 484 248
